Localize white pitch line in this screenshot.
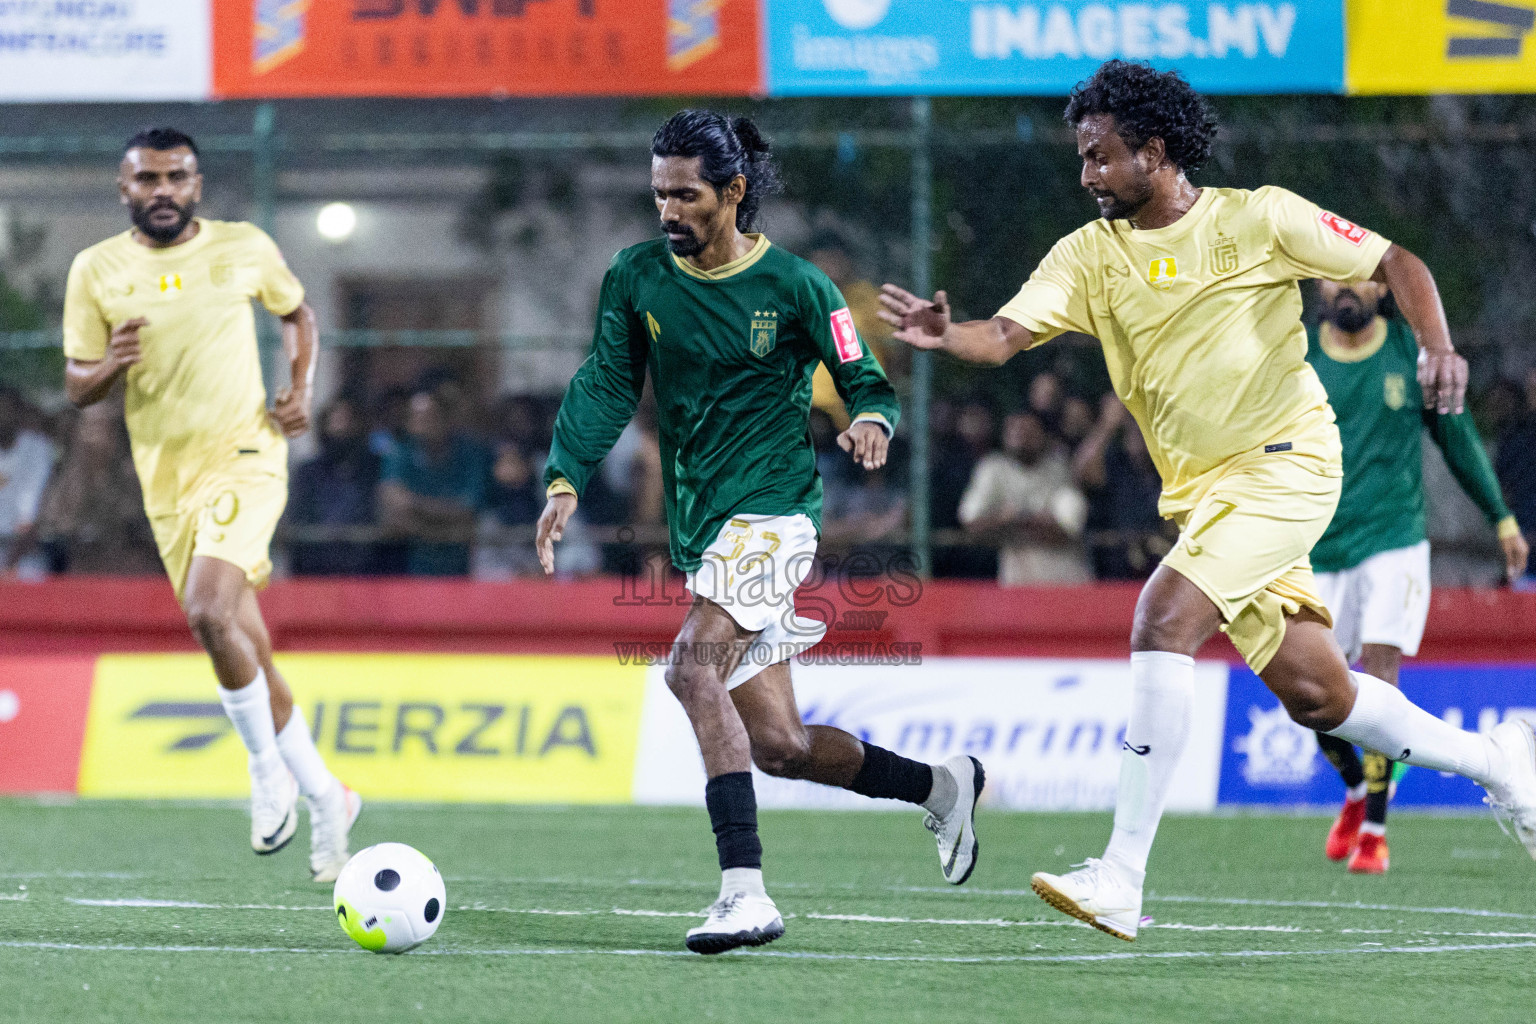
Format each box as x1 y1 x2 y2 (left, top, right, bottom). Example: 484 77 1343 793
68 898 331 911
1148 895 1536 921
3 939 1536 964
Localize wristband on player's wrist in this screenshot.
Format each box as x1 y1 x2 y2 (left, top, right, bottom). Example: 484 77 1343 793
1497 515 1521 541
546 478 578 501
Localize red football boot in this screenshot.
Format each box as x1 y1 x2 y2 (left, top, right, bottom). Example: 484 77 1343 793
1349 831 1390 874
1326 797 1367 861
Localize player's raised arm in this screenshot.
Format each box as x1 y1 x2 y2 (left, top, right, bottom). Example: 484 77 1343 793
1371 245 1466 416
877 285 1031 367
537 264 649 573
269 302 318 438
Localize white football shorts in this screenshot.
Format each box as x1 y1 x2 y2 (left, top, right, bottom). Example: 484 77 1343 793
1313 539 1431 665
685 512 828 690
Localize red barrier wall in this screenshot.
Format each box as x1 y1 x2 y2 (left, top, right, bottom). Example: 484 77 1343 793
1 578 1532 661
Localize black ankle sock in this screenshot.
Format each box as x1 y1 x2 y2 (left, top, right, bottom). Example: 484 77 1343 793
1317 732 1366 790
847 742 934 806
704 771 762 871
1363 752 1392 826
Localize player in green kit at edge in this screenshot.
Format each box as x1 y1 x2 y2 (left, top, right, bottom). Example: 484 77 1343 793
535 111 986 955
1308 278 1528 873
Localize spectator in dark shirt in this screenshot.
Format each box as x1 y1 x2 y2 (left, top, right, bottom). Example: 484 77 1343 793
1073 397 1171 580
1496 369 1536 589
288 398 382 575
378 390 487 576
931 396 998 578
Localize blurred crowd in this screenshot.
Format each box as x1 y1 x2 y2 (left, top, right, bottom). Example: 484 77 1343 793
6 360 1536 587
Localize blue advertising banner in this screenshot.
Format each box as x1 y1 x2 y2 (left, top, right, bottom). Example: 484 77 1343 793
1218 664 1536 807
765 1 1345 96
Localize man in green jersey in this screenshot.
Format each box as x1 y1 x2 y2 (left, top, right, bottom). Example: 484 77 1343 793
1309 279 1528 873
535 111 986 956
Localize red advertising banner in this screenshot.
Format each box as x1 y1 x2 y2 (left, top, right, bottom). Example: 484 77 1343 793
213 0 762 99
0 657 96 793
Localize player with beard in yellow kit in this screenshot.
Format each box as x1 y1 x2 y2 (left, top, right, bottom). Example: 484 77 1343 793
62 128 359 882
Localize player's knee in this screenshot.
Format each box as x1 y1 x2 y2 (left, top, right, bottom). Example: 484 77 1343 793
752 729 812 779
1130 606 1192 654
1281 679 1350 732
185 601 237 650
663 660 723 708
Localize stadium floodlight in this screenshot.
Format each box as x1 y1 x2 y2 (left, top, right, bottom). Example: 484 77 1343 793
317 202 357 242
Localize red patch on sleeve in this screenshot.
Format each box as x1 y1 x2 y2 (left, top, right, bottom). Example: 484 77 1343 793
831 307 861 364
1318 211 1369 247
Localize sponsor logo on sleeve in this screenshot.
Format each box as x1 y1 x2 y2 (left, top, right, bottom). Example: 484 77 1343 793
1318 211 1369 246
830 306 862 363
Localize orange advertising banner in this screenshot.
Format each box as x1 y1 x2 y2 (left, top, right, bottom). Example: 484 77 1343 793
213 0 762 99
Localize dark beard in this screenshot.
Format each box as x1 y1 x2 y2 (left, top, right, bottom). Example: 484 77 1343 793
662 221 705 257
1092 180 1154 221
1325 300 1377 333
131 199 196 243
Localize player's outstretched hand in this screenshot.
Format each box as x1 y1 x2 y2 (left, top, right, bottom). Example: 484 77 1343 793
838 419 889 471
1503 530 1530 584
268 385 311 438
107 317 147 369
536 493 578 576
877 285 951 349
1417 347 1468 415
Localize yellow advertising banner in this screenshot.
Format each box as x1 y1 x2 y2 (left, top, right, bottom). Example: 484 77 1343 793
1349 0 1536 93
78 654 647 803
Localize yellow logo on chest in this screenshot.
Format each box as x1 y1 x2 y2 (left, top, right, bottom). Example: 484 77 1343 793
158 273 183 294
1208 235 1239 275
1384 373 1407 411
1147 257 1178 291
749 310 778 357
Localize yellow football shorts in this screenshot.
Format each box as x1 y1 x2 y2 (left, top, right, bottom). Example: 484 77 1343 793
149 463 288 603
1160 412 1343 673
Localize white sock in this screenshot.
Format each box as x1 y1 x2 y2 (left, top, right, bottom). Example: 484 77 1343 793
1346 781 1368 802
219 668 279 763
1326 672 1492 784
276 706 338 801
922 763 959 815
1103 651 1194 877
721 867 766 898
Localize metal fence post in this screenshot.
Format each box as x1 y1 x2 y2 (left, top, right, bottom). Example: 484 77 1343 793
252 102 281 388
908 95 934 578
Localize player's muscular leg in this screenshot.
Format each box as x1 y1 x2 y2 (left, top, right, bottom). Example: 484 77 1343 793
1130 564 1223 655
234 587 294 731
1259 610 1357 732
663 595 756 778
182 556 264 691
731 662 864 786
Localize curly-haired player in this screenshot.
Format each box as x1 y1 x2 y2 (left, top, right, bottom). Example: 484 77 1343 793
880 60 1536 941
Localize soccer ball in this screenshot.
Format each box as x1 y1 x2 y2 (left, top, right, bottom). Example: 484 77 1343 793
333 842 446 953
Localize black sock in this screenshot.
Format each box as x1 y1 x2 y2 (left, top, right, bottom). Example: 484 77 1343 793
1317 732 1365 790
704 772 762 871
847 742 934 806
1363 752 1392 827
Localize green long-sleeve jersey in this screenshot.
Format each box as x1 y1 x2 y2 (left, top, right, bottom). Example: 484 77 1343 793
1307 316 1513 573
545 235 900 572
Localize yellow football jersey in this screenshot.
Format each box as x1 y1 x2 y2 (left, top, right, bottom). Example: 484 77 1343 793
62 219 304 517
997 186 1392 515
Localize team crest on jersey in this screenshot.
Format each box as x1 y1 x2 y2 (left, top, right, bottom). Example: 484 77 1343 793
1147 257 1178 291
749 310 778 358
1208 235 1239 275
158 273 183 293
209 262 233 287
1384 372 1407 410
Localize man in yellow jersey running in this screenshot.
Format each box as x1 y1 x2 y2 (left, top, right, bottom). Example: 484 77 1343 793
880 61 1536 942
62 128 359 882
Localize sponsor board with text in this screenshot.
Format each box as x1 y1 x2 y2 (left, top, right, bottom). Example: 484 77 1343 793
212 0 761 99
766 1 1344 95
633 657 1230 811
1348 0 1536 94
0 656 96 793
76 654 647 802
0 0 211 102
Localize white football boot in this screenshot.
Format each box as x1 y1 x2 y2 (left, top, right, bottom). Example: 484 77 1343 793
308 781 362 883
1482 718 1536 859
249 753 299 855
1031 857 1144 941
924 755 985 885
685 892 785 955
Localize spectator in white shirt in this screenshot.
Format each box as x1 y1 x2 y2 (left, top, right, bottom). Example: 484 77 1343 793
0 388 55 576
959 409 1091 586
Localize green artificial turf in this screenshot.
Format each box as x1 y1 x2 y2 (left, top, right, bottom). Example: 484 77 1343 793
0 800 1531 1023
